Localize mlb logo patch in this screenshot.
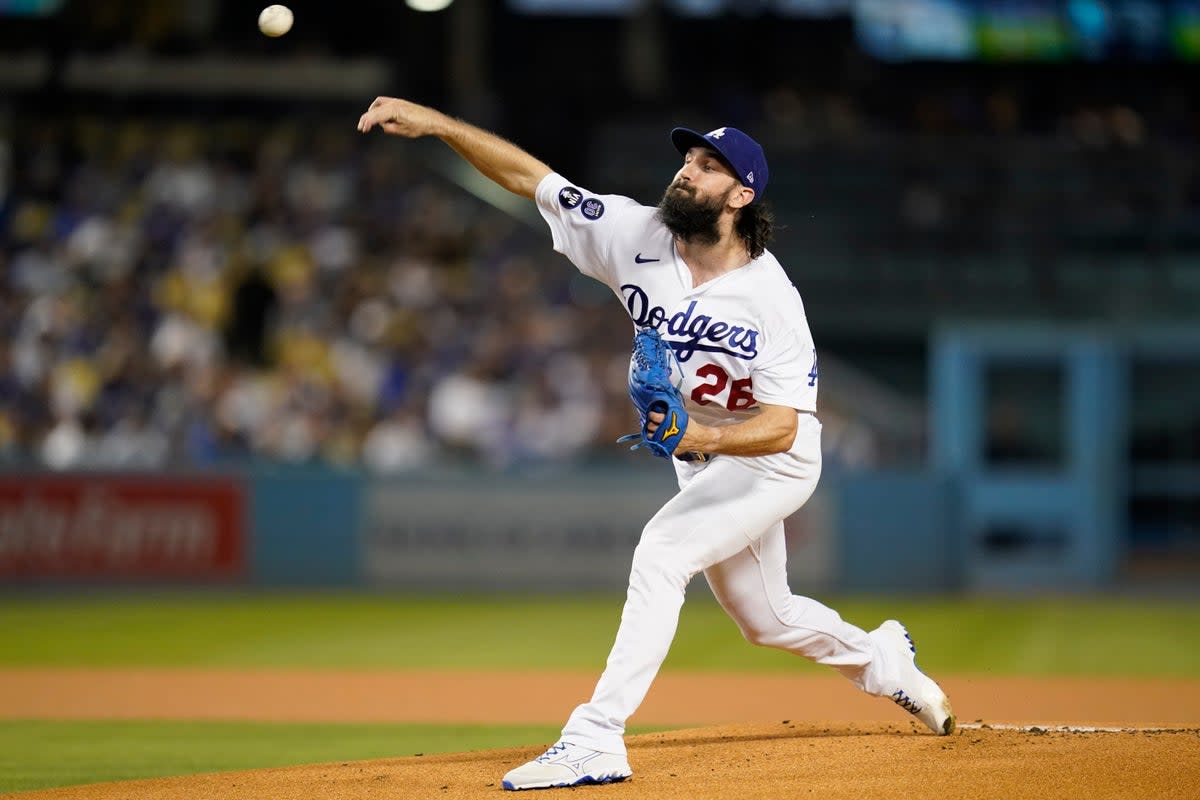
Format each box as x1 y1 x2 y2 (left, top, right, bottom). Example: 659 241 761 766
558 186 583 209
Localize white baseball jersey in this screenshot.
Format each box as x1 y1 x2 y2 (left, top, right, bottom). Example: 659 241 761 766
524 173 919 761
534 173 819 430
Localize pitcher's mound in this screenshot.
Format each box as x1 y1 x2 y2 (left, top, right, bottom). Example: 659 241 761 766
13 721 1199 800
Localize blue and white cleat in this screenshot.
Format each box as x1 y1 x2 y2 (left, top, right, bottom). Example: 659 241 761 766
501 741 632 791
872 619 956 735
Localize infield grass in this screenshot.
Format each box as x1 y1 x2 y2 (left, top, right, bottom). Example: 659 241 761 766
0 720 570 793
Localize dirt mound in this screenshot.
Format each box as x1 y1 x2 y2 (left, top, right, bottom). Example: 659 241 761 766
12 722 1199 800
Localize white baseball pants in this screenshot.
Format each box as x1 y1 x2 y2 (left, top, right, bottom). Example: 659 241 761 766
560 413 895 755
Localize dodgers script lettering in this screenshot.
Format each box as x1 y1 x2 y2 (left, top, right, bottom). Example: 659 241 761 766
621 284 759 361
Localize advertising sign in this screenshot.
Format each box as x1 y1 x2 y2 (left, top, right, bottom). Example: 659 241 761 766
0 475 245 580
363 469 834 592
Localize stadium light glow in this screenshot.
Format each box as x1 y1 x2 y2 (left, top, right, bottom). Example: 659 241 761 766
406 0 454 11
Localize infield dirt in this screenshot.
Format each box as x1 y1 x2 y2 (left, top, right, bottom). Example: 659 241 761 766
5 669 1200 799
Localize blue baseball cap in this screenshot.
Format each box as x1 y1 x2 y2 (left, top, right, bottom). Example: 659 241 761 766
670 126 769 203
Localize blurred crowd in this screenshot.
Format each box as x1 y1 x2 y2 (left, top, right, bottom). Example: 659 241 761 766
0 107 914 475
0 117 656 472
5 88 1196 475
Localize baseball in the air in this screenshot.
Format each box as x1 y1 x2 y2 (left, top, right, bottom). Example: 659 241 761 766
258 5 294 37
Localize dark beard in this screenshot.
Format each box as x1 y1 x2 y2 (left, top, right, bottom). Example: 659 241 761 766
655 182 724 247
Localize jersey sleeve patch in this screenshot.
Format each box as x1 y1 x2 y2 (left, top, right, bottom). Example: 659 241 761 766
580 198 605 220
558 186 583 209
534 172 646 289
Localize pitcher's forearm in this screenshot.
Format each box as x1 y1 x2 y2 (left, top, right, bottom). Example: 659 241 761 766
684 404 799 456
440 121 552 200
358 96 552 200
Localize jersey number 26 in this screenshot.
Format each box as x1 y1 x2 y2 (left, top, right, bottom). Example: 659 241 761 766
691 364 756 411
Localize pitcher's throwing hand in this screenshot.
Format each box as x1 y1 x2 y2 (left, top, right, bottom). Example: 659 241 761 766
357 96 448 139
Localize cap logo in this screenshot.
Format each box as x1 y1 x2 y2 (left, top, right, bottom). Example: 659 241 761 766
707 127 727 139
745 171 755 184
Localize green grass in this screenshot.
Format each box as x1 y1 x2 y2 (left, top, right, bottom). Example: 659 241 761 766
2 592 1199 677
674 595 1200 678
0 720 564 793
2 592 1199 792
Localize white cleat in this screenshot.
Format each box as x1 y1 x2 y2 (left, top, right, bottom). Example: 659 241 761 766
501 741 632 791
872 619 956 735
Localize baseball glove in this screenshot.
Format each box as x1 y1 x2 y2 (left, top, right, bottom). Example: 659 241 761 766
616 327 699 461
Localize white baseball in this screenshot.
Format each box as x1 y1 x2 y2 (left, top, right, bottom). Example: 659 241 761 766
258 5 293 37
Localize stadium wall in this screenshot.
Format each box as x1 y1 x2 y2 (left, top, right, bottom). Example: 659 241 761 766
0 466 849 591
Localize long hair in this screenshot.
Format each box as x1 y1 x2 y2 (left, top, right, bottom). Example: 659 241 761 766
735 201 774 259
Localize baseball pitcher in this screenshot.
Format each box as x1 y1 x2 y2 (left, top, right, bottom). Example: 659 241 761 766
358 97 955 791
